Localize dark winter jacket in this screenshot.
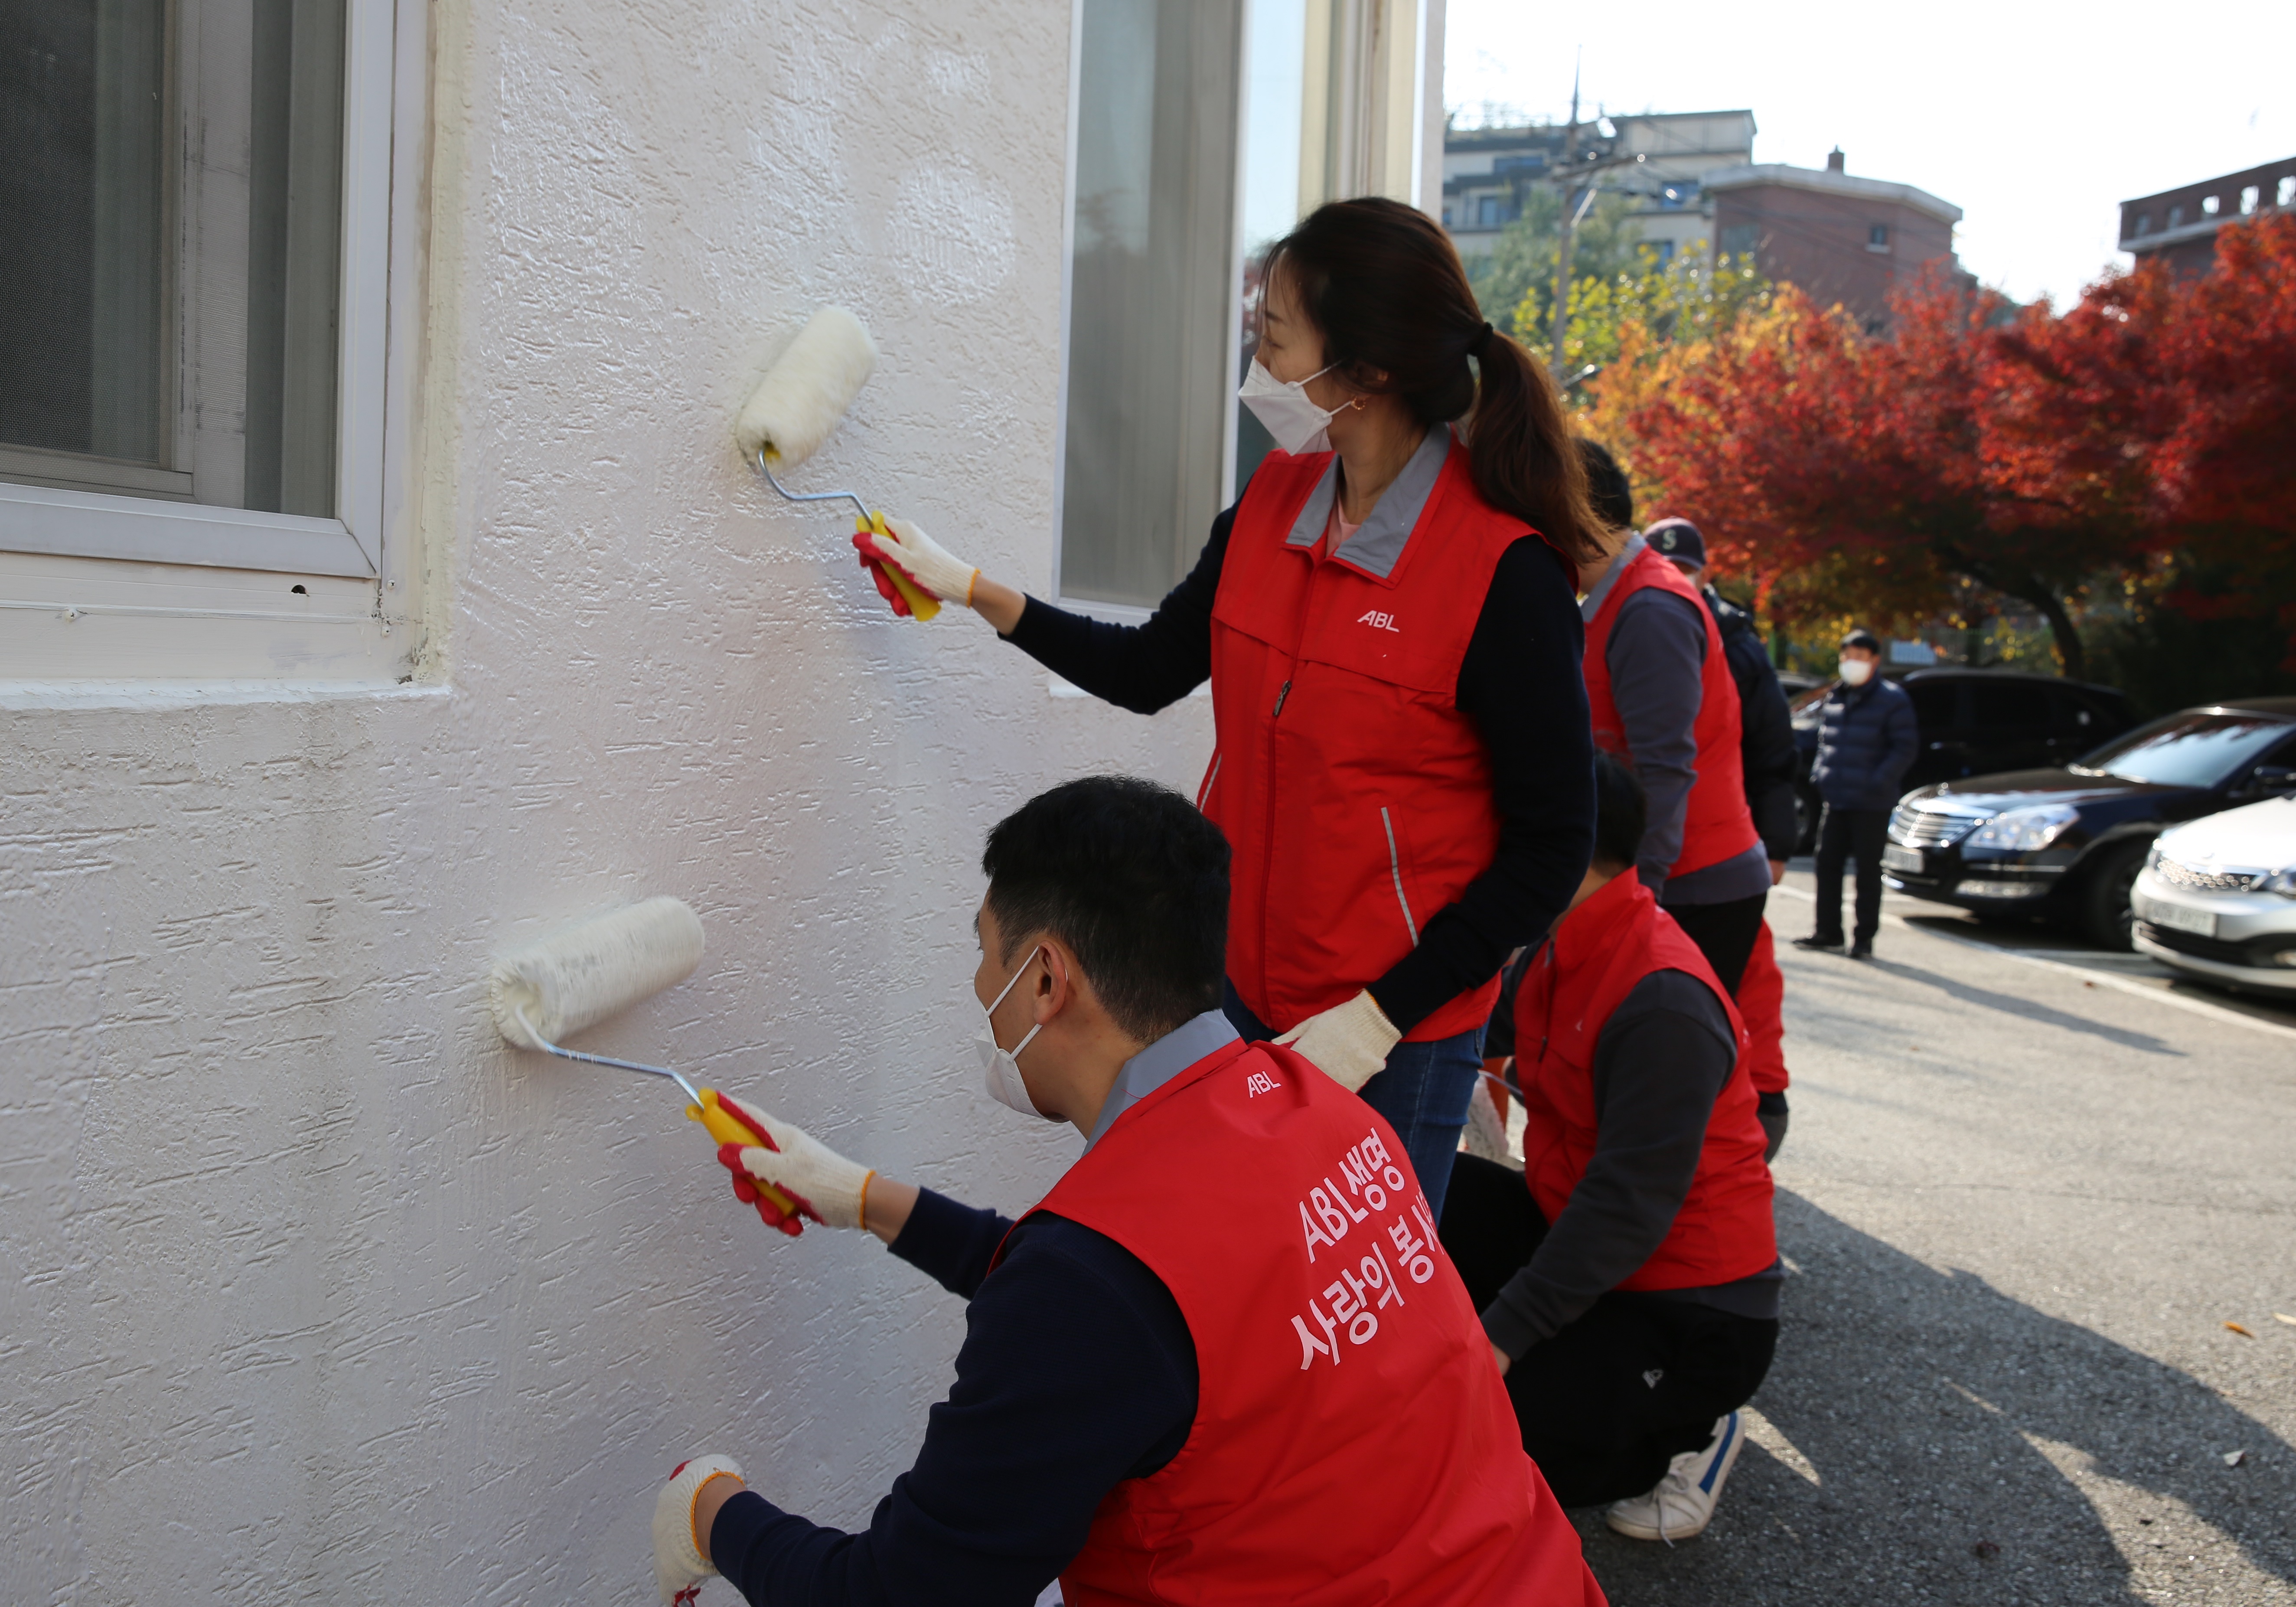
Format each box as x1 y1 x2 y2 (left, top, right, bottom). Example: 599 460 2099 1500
1706 588 1799 860
1812 675 1920 811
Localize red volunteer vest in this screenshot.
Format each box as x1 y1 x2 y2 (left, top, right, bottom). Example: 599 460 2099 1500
1207 439 1542 1040
1013 1039 1602 1607
1737 920 1789 1095
1514 873 1777 1290
1581 547 1763 880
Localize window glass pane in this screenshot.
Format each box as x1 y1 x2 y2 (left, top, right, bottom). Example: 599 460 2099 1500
1908 680 1959 728
1060 0 1241 608
243 0 345 516
1968 679 2051 732
0 0 343 515
1232 0 1305 502
0 0 167 464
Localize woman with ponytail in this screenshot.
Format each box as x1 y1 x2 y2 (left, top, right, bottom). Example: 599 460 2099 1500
864 197 1597 1214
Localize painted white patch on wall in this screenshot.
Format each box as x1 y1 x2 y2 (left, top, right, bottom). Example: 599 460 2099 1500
886 160 1018 308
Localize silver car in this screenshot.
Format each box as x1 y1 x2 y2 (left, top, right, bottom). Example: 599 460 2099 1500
2130 796 2296 994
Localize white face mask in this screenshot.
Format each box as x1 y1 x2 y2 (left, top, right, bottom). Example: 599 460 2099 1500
1839 657 1875 686
974 947 1056 1119
1238 358 1340 455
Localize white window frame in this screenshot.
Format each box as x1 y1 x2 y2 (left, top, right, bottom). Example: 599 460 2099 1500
0 0 395 581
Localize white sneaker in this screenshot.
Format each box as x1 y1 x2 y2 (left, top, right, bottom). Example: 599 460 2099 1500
1604 1411 1744 1544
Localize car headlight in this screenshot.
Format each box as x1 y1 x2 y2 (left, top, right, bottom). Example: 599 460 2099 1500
1964 803 2080 855
2263 868 2296 898
2145 843 2162 873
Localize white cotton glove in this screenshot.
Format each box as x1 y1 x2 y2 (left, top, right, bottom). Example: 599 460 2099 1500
652 1453 744 1606
1275 990 1402 1094
867 516 980 606
719 1092 877 1231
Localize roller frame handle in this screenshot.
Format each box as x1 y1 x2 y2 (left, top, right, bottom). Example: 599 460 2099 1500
688 1089 806 1237
857 511 942 621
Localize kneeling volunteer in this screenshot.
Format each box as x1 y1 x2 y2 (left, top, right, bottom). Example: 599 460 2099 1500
652 776 1601 1607
1444 755 1779 1544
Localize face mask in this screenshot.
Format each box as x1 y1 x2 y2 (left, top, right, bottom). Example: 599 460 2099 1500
1839 658 1875 686
974 947 1055 1119
1238 358 1340 455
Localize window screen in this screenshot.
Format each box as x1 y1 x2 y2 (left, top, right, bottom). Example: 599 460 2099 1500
1058 0 1241 608
0 0 345 516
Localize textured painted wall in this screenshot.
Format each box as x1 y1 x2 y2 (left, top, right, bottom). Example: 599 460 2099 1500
0 3 1213 1600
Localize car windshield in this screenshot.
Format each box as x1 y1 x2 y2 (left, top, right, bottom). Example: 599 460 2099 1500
2069 710 2294 787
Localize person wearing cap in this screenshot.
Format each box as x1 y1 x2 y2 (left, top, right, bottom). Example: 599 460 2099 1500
1570 444 1773 998
1796 630 1918 959
1647 516 1796 1157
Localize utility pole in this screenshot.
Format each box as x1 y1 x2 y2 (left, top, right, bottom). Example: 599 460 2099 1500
1550 53 1582 370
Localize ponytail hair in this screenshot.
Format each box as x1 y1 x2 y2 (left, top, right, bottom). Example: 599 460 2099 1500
1262 197 1602 565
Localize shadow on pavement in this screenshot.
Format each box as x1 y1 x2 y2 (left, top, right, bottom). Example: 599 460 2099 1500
1569 1191 2294 1605
1852 954 2183 1057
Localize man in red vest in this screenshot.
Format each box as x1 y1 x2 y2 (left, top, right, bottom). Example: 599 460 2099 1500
650 777 1602 1607
1446 755 1780 1545
1573 444 1772 998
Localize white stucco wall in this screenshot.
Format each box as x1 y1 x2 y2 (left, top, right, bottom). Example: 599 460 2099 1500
1 3 1213 1600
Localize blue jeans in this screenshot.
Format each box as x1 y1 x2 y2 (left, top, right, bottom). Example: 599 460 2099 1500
1223 982 1484 1221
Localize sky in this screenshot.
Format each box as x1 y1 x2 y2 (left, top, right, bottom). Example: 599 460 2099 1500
1442 0 2296 308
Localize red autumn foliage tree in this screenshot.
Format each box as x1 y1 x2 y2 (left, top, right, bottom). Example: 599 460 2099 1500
1592 212 2296 678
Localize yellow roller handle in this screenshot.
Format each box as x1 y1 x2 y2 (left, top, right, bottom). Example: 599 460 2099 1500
861 511 942 621
688 1088 802 1220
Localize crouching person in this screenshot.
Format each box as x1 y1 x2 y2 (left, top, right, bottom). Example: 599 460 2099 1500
655 776 1602 1607
1445 755 1779 1544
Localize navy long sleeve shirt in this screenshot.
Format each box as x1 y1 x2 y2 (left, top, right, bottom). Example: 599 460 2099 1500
1002 503 1595 1035
707 1189 1198 1607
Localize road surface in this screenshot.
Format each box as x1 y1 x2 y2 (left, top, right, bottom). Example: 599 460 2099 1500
1565 864 2296 1606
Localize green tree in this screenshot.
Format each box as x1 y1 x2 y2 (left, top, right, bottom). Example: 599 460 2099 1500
1467 186 1641 339
1546 250 1770 376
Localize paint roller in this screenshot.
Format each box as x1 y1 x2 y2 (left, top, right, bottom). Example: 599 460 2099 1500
488 897 809 1235
735 306 940 621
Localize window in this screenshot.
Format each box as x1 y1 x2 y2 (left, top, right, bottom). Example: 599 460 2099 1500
1867 222 1890 250
1 0 390 579
2201 194 2220 217
1057 0 1431 608
2168 204 2184 228
2280 176 2295 208
1719 222 1758 260
1968 680 2051 735
1478 194 1504 227
2133 212 2152 238
2241 184 2259 215
1651 238 1675 265
1057 0 1243 608
1908 680 1960 732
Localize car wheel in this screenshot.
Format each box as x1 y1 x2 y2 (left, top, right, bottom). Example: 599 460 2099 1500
1793 787 1820 855
2080 842 2148 951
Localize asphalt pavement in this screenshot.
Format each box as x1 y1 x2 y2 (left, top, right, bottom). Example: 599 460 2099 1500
1563 862 2296 1606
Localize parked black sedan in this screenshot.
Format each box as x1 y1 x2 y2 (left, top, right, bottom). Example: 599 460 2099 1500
1880 698 2296 947
1789 668 2134 851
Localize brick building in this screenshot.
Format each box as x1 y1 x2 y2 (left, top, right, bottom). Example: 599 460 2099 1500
1707 149 1967 329
2120 158 2296 277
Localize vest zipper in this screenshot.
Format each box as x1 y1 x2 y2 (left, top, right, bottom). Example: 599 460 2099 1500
1271 679 1291 717
1195 752 1222 810
1380 806 1419 945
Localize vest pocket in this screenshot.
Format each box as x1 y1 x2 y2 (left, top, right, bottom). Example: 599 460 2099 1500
1380 806 1420 945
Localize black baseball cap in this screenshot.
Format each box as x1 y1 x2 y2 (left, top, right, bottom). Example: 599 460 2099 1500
1644 518 1706 566
1841 629 1882 653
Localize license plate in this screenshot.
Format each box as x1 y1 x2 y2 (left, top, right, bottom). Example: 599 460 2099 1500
2139 896 2216 938
1882 844 1925 873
